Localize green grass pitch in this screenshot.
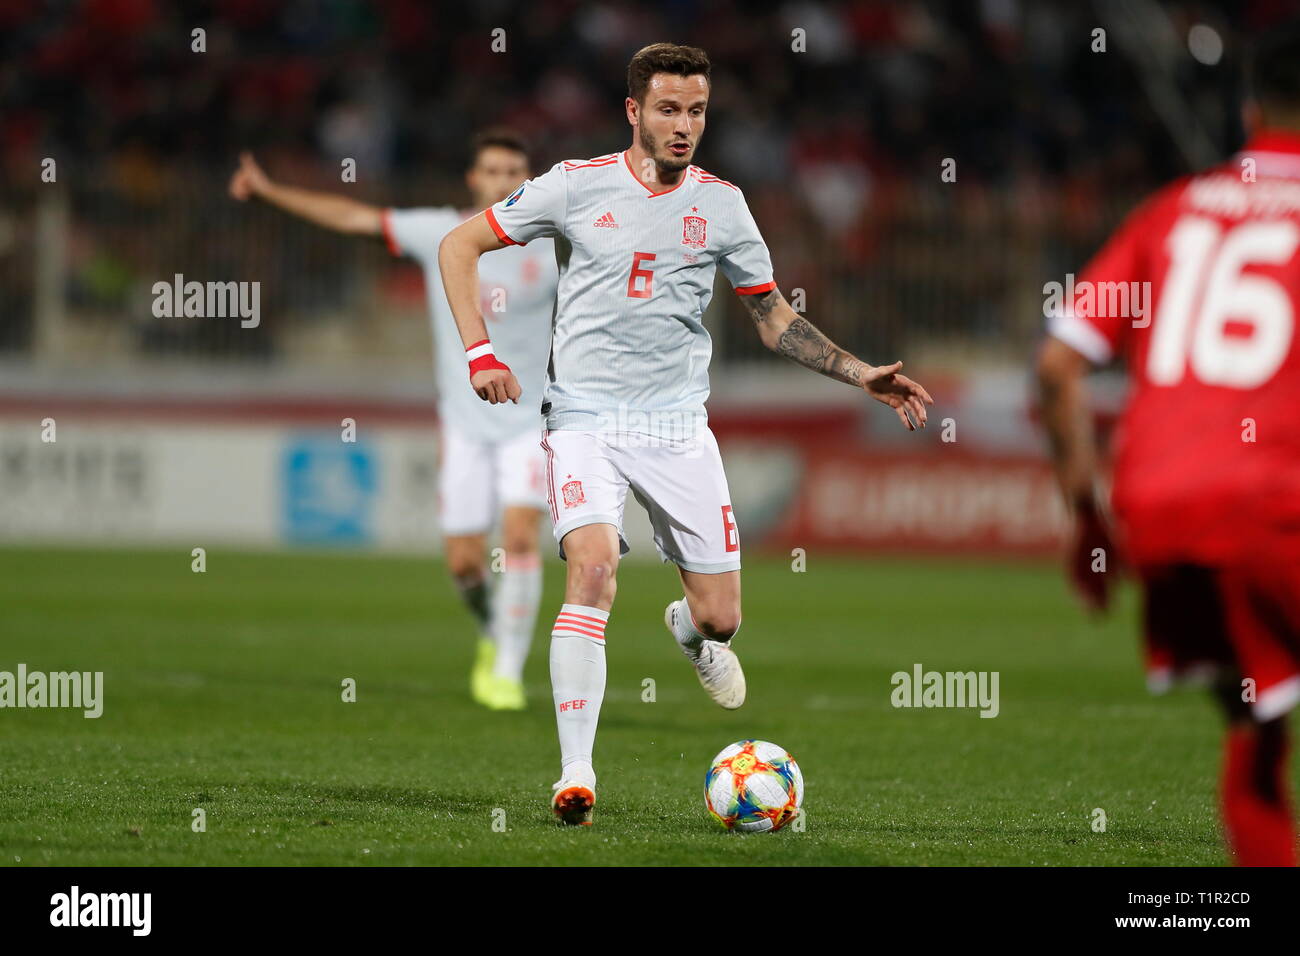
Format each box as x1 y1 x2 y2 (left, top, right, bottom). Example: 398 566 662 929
0 546 1257 866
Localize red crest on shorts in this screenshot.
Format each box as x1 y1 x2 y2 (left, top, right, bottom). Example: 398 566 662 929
682 215 707 248
562 479 586 509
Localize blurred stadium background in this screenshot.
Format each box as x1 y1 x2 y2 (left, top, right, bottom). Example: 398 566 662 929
0 0 1280 559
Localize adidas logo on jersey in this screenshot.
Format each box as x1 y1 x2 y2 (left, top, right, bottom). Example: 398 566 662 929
593 211 618 228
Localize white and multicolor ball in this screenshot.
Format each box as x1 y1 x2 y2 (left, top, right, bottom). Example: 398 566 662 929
704 739 803 833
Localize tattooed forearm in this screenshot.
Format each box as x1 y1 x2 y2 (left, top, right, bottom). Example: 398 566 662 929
833 353 870 386
740 288 783 330
774 316 869 386
742 288 871 386
775 317 834 370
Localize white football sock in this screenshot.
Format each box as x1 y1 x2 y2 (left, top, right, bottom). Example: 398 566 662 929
670 596 707 652
491 552 542 682
550 603 608 775
670 596 740 652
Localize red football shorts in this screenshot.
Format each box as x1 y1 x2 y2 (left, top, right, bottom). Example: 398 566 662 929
1141 562 1300 721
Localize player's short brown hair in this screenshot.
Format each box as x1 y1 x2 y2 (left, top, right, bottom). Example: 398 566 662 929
470 128 531 168
627 43 711 104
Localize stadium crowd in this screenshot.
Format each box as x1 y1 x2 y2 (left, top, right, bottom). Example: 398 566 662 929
0 0 1287 361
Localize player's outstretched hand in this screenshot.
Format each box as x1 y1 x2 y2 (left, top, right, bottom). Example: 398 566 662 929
471 368 521 405
861 361 933 431
228 151 271 201
1068 499 1116 613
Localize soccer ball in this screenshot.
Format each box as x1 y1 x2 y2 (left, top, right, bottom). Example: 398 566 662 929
704 739 803 833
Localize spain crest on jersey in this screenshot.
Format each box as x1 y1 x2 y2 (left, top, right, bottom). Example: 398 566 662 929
561 479 586 509
682 215 707 248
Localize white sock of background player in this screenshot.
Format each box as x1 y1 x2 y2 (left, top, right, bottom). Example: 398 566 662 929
491 551 542 682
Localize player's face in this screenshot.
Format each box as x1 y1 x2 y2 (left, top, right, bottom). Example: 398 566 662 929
630 73 709 172
466 147 531 208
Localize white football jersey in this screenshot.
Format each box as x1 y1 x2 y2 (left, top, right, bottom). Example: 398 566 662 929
485 152 775 440
382 206 557 443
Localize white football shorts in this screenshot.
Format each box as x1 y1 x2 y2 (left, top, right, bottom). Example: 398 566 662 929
540 427 741 574
438 418 549 536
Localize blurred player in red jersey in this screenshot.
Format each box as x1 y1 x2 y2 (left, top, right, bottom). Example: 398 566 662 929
1038 27 1300 866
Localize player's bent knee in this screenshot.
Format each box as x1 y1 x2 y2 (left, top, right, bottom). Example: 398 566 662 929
694 607 742 641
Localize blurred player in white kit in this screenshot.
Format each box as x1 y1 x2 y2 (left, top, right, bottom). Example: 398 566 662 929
229 130 557 711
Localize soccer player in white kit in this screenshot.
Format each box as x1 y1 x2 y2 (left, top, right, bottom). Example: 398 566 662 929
228 131 558 711
439 45 933 823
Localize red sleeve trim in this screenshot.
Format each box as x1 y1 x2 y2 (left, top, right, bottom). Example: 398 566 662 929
484 207 523 246
380 209 402 257
734 280 776 296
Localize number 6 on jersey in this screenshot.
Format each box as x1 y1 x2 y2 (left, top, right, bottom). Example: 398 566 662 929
627 251 656 299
